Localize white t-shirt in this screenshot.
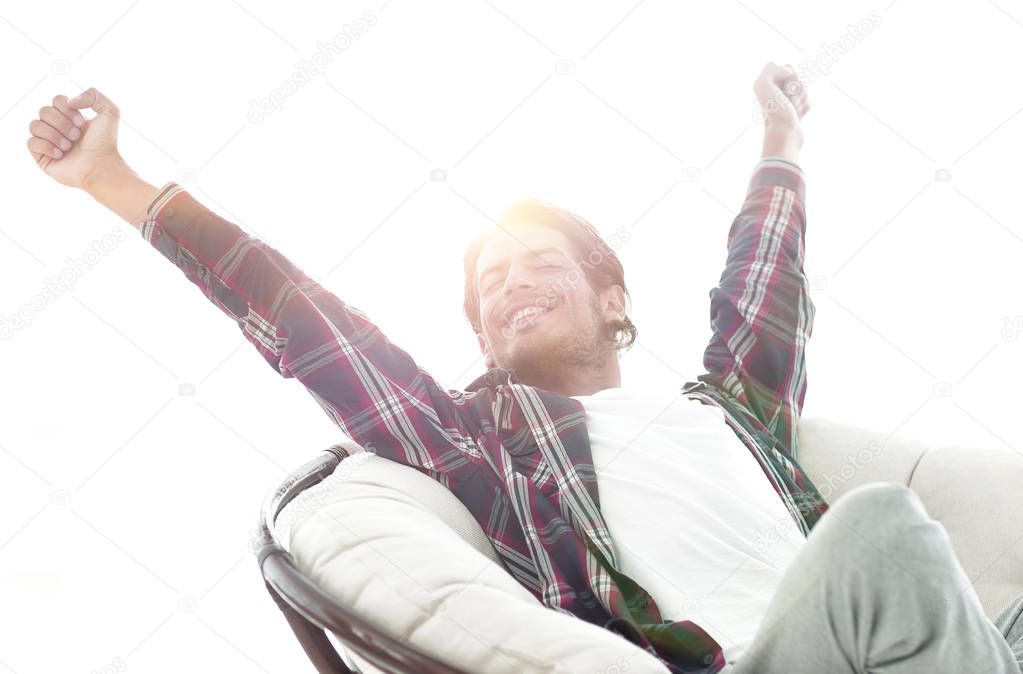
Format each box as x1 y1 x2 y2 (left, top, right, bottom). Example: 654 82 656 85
569 385 806 664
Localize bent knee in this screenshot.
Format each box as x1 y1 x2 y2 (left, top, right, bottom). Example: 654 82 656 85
812 482 933 556
830 481 924 522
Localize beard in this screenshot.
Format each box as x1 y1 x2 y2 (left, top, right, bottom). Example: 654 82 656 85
493 293 612 389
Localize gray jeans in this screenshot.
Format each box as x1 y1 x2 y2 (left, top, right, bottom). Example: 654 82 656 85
726 482 1023 673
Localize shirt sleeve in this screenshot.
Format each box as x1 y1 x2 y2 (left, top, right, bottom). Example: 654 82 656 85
138 182 482 481
697 159 814 457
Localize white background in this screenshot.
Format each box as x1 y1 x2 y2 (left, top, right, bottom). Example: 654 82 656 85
2 0 1023 672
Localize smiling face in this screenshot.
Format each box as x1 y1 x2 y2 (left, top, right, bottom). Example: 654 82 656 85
472 223 626 392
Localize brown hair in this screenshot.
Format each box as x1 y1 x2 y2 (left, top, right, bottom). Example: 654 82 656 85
462 198 637 350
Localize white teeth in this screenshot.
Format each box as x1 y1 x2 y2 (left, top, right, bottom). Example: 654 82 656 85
510 307 540 325
508 303 555 327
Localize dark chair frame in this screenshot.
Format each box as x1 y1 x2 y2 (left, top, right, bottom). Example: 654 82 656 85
254 444 473 674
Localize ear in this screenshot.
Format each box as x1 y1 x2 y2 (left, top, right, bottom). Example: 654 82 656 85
600 285 626 324
477 332 496 368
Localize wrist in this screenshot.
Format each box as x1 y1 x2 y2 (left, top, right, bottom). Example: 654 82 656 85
761 123 803 164
82 155 132 195
84 159 161 228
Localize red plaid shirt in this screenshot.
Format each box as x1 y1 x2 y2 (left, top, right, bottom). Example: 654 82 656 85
139 158 827 673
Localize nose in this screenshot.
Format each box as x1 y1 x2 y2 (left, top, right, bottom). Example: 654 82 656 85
500 260 537 296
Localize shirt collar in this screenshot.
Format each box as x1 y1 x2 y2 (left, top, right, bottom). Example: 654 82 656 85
465 366 521 392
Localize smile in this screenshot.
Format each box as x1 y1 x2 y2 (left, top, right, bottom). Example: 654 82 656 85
507 303 557 331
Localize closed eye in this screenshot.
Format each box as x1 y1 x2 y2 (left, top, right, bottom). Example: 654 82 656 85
481 262 561 295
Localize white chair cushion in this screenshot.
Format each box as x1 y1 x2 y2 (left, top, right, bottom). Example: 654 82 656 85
908 445 1023 618
794 417 928 502
283 447 672 674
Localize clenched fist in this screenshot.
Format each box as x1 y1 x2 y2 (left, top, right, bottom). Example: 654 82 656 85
753 62 810 163
754 62 810 129
27 87 160 227
26 87 123 190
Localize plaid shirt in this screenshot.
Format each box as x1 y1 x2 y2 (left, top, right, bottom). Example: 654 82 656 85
139 158 827 674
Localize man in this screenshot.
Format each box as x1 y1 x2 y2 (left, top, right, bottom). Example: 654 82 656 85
26 62 1023 673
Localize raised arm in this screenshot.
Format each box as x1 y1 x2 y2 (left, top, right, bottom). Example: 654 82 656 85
698 64 814 458
27 88 482 484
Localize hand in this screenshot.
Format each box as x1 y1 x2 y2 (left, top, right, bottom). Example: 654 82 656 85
753 63 809 163
26 87 125 191
754 62 809 130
